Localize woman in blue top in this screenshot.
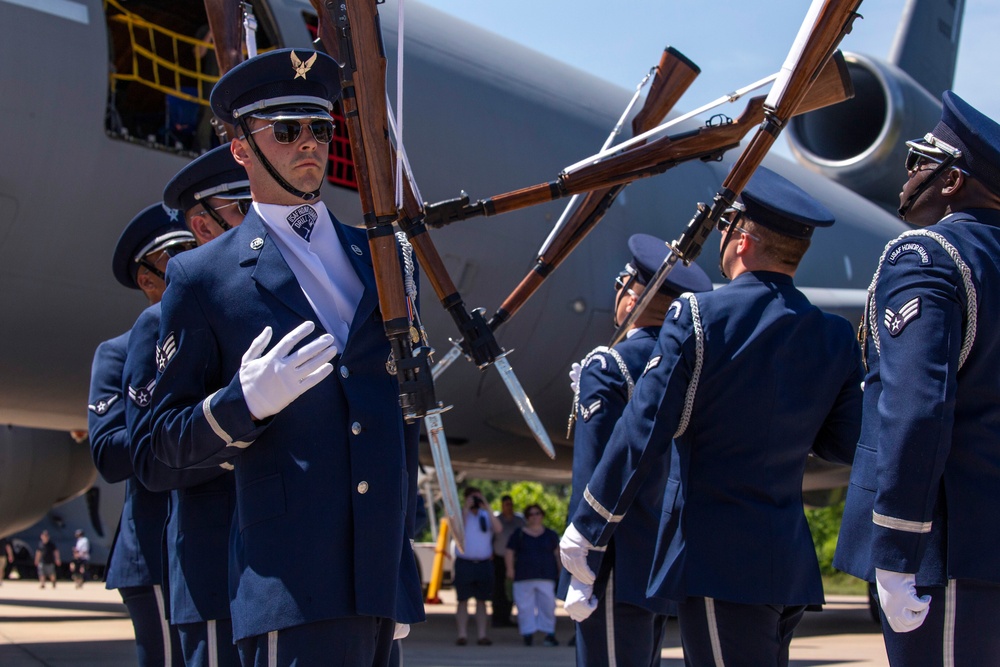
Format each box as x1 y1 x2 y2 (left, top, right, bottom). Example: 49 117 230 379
506 504 561 646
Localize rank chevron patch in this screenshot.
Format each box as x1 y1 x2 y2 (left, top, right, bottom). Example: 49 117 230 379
156 332 177 373
884 296 921 337
579 399 602 422
128 379 156 408
88 394 119 416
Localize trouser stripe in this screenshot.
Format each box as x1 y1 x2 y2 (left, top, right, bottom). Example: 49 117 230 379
943 580 956 667
705 597 726 667
207 619 218 667
152 585 172 667
605 571 617 667
268 630 278 667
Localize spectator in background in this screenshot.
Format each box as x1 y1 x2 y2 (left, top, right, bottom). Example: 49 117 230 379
492 495 524 628
454 487 502 646
506 504 561 646
71 529 90 588
34 530 61 589
0 537 13 584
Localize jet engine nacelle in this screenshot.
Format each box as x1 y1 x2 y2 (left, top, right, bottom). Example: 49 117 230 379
787 53 942 211
0 426 96 537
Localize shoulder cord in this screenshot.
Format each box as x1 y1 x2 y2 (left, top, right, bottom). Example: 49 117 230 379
861 229 977 371
673 294 703 439
395 231 425 345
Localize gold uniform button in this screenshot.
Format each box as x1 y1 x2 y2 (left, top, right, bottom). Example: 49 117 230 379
351 422 362 435
357 481 369 494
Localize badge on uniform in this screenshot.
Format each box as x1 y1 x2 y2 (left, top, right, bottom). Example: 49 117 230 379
88 394 119 416
669 301 683 320
643 356 662 376
579 399 602 422
887 242 932 266
128 379 156 408
290 51 318 79
884 296 921 336
155 332 177 373
287 205 318 243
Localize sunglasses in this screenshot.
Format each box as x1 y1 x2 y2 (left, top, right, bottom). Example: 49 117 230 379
249 119 335 144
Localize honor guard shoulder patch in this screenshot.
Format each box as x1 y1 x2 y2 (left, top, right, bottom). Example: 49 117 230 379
88 394 119 416
287 205 318 243
884 296 921 336
643 355 662 376
155 332 177 373
579 399 602 422
887 242 932 266
291 50 318 79
668 301 684 320
128 379 156 408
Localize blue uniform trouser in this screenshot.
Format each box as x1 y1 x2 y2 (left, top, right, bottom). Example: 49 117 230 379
119 585 184 667
876 579 1000 667
677 596 805 667
236 616 395 667
177 618 241 667
575 581 668 667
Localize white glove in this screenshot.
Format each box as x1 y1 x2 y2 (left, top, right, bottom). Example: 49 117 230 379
560 523 597 586
875 568 931 633
564 576 598 622
569 362 582 395
393 623 410 640
239 322 338 420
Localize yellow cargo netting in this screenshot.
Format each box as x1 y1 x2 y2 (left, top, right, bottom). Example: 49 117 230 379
105 0 218 106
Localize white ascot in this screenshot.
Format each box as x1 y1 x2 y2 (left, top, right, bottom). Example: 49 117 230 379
256 202 364 346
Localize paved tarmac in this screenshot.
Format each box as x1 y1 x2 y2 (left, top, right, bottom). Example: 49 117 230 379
0 579 889 666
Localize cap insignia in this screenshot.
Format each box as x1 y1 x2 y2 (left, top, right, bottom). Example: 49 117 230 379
291 51 318 80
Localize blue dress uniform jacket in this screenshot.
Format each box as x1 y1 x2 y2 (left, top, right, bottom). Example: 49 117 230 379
149 208 424 641
572 271 863 605
88 331 168 589
563 327 673 615
836 209 1000 586
124 303 235 624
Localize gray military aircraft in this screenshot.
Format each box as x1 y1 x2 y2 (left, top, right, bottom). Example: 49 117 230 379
0 0 962 561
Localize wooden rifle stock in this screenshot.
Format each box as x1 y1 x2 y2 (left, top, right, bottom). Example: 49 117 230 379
490 47 700 328
202 0 246 138
324 0 439 419
424 51 852 231
607 0 863 348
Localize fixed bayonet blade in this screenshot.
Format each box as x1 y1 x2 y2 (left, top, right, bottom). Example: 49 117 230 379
494 352 556 459
431 343 463 381
423 407 465 552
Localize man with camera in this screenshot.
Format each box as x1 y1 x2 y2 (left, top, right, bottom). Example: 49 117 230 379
454 487 502 646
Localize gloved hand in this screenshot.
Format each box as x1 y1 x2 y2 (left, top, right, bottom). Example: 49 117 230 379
239 322 338 420
564 576 598 622
560 523 597 585
393 623 410 640
875 568 931 633
569 362 582 395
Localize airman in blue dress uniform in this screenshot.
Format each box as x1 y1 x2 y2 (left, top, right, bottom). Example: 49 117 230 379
89 202 197 666
561 167 863 667
148 49 423 667
835 91 1000 666
561 234 711 667
124 145 251 667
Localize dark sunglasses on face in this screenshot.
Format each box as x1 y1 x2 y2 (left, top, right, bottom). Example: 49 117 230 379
250 119 335 144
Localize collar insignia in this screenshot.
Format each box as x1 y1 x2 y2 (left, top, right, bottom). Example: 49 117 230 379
128 379 156 408
287 205 318 243
643 355 662 376
884 296 921 337
88 394 119 416
668 301 683 320
291 51 318 80
579 399 602 422
250 237 264 251
351 244 363 256
155 332 177 373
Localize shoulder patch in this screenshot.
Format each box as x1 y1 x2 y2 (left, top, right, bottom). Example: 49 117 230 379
887 242 932 267
668 300 684 321
883 296 921 336
579 399 602 422
87 394 119 416
155 332 177 373
643 355 662 376
584 353 609 372
128 379 156 408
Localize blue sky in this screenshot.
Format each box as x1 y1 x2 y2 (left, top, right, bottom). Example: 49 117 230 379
416 1 999 156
